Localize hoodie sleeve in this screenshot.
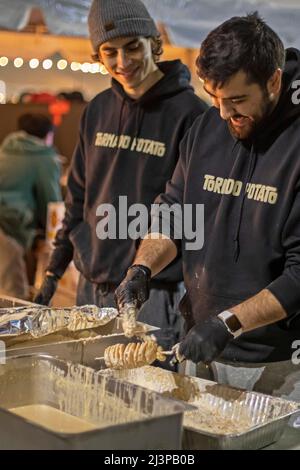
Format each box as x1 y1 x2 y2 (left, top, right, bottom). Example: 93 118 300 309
267 184 300 319
47 114 86 278
150 129 189 245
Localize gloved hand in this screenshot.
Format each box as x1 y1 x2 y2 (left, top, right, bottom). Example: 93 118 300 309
115 264 151 311
179 316 233 364
33 273 59 305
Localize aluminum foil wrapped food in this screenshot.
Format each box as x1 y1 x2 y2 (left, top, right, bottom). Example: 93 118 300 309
0 305 118 338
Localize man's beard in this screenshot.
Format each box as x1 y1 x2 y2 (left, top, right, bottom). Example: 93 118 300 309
227 93 274 140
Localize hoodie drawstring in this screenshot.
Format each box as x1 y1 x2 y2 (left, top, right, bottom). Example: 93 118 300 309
133 106 145 140
233 145 257 262
116 99 145 144
117 98 126 145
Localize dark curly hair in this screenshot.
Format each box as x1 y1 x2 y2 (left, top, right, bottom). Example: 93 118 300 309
151 35 163 62
197 12 285 89
18 113 53 139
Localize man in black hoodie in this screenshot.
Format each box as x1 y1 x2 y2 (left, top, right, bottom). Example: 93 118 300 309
116 13 300 398
34 0 207 358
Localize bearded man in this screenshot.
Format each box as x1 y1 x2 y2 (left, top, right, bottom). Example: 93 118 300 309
116 13 300 399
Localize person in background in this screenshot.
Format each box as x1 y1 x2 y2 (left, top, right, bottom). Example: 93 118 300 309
115 13 300 400
35 0 207 365
0 113 62 299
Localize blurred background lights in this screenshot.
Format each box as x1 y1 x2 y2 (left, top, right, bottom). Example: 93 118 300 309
14 57 23 68
57 59 67 70
0 80 6 104
70 61 81 71
81 62 90 73
100 64 109 75
90 63 100 74
29 58 39 69
0 57 8 67
42 59 53 70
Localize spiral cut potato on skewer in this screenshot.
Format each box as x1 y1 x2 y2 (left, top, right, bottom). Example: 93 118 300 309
104 338 167 369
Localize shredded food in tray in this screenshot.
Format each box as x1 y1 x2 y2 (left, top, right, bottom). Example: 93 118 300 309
102 365 255 435
184 400 253 435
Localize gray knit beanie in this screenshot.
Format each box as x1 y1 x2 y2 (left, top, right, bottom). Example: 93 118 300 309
88 0 159 53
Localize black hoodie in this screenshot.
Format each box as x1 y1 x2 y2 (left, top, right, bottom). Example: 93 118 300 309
157 48 300 362
48 60 207 284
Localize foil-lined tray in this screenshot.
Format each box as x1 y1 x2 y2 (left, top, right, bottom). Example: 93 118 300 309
99 366 300 450
0 305 118 338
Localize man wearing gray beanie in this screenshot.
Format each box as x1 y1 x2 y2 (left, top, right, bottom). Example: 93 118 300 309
35 0 207 368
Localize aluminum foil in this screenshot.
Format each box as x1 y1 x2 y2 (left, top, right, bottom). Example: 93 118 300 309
0 305 118 338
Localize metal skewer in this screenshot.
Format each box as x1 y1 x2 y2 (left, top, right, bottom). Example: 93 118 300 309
94 344 185 365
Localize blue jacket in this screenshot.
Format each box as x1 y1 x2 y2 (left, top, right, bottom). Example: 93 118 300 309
0 131 62 248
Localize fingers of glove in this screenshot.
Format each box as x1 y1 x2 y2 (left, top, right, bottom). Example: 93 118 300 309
34 292 52 305
115 278 149 310
34 277 57 305
179 338 215 364
200 345 220 364
179 325 219 364
179 317 233 364
115 283 137 310
33 292 48 305
179 340 201 363
179 328 199 359
44 277 57 296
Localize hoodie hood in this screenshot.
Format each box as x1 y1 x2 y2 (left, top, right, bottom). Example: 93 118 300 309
274 47 300 124
248 48 300 149
111 60 194 106
0 131 57 158
110 59 195 142
231 48 300 260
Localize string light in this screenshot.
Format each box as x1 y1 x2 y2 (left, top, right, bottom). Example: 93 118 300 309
90 63 100 74
29 58 39 69
70 61 81 71
57 59 68 70
81 62 91 73
1 55 105 75
0 57 8 67
14 57 23 68
100 64 109 75
42 59 53 70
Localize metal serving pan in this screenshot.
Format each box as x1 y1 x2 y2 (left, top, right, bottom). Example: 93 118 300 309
0 355 186 450
98 365 300 450
0 296 157 364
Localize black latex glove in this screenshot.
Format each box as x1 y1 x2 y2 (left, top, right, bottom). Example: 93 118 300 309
33 274 59 306
115 264 151 311
179 316 233 364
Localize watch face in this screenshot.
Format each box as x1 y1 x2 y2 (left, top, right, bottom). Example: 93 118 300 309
225 314 242 333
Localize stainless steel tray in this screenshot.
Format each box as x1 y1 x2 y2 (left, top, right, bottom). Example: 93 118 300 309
1 296 157 364
0 354 186 449
99 366 300 450
5 319 157 367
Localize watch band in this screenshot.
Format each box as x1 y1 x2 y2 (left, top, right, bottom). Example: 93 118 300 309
217 310 243 338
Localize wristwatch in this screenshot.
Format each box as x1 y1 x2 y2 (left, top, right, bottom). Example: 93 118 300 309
217 310 243 338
